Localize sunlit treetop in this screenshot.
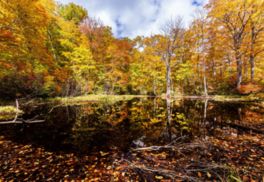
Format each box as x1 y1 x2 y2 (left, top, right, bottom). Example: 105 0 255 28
59 2 88 24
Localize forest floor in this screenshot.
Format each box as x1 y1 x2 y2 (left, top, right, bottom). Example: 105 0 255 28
0 132 263 181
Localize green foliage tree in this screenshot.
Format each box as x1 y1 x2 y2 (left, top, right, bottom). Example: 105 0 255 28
59 2 88 24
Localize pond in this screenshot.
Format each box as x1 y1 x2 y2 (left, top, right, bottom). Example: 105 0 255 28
0 97 263 181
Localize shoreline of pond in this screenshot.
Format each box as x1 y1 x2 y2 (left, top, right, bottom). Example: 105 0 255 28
1 93 264 106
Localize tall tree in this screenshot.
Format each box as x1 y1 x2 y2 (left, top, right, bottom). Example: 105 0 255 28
161 17 184 98
247 1 264 82
191 9 209 96
208 0 252 89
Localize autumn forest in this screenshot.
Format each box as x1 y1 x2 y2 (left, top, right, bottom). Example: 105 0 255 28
0 0 264 181
0 0 263 99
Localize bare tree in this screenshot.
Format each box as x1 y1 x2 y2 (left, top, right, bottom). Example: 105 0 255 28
80 16 104 38
161 17 184 99
158 17 184 133
192 9 209 97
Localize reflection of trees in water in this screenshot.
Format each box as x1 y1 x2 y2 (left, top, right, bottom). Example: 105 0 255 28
0 104 77 151
161 99 264 140
1 98 262 153
69 101 130 151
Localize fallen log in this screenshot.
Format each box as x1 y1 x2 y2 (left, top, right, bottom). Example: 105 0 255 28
131 139 208 152
0 99 45 125
123 159 192 181
0 119 45 125
216 121 264 134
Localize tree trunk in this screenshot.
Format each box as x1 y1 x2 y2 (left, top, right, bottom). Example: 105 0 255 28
203 59 208 97
166 60 171 99
243 57 248 80
249 25 256 82
165 97 172 141
165 58 172 140
249 55 255 82
166 98 171 125
249 29 255 82
203 99 208 122
203 74 208 97
212 59 216 76
235 52 243 89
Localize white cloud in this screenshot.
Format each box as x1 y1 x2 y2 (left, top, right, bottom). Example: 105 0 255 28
57 0 208 38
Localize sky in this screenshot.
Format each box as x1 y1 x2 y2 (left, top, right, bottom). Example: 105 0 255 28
57 0 209 38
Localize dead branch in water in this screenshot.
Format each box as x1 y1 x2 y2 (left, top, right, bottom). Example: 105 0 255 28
126 139 228 181
0 118 45 124
124 159 196 181
13 99 19 122
123 158 227 182
131 140 208 152
0 99 45 125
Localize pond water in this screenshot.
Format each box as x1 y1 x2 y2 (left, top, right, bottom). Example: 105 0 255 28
0 97 263 180
1 98 263 152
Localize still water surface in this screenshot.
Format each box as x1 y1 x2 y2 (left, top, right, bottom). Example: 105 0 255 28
1 98 263 153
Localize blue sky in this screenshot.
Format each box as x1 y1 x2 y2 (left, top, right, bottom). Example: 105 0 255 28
57 0 208 38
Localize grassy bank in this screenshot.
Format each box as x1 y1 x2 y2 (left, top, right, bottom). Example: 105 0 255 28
50 95 148 105
1 93 264 108
167 92 264 102
0 106 23 120
212 93 264 102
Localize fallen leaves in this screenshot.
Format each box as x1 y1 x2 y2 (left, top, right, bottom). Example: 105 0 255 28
155 175 164 180
99 151 109 157
0 122 263 181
